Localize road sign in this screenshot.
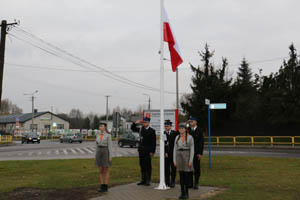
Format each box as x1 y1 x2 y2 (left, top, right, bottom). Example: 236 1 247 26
205 99 210 105
207 102 227 169
143 109 178 134
210 103 227 109
16 117 20 129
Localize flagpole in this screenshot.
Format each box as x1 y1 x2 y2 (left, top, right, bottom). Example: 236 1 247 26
156 0 167 190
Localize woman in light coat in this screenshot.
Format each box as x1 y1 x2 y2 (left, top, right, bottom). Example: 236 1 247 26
173 123 194 199
95 122 112 192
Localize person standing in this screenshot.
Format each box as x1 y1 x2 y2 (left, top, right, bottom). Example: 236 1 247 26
95 122 112 193
189 117 204 190
131 117 156 186
164 120 179 188
173 123 194 199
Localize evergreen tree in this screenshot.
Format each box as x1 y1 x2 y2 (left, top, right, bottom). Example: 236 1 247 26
92 115 100 129
181 44 231 129
83 117 90 129
232 58 259 122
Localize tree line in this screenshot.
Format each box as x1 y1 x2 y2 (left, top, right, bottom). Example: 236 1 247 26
181 43 300 136
57 106 143 130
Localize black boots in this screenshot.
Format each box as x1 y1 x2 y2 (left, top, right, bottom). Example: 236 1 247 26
98 184 108 192
179 172 189 199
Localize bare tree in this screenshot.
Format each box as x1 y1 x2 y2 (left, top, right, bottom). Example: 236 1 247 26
0 99 23 114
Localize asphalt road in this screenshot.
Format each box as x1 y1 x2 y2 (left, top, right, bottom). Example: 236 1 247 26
0 140 299 161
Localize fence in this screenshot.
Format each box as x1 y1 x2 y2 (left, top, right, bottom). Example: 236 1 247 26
204 136 300 147
0 135 13 144
9 135 300 147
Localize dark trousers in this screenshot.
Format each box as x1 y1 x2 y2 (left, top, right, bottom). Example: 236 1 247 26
193 155 201 185
165 156 176 185
139 152 152 182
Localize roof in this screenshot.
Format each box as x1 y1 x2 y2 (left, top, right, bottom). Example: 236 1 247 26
0 112 68 124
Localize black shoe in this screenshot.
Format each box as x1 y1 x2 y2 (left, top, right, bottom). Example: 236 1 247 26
170 182 175 188
185 185 189 199
179 184 185 199
193 184 199 190
97 184 105 192
144 181 151 186
137 181 145 185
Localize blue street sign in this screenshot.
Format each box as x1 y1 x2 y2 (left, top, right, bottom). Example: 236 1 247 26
210 103 227 109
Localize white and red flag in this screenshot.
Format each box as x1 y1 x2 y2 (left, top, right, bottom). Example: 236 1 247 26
163 7 183 72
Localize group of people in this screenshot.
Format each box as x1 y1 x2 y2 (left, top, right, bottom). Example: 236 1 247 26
94 116 204 200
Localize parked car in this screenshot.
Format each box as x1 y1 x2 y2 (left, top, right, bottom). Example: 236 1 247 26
60 133 83 143
22 132 40 144
118 132 140 148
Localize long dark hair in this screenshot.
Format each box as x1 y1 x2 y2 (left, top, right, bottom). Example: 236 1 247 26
100 123 110 134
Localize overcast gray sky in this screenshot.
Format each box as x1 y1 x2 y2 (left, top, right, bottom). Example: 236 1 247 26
1 0 300 115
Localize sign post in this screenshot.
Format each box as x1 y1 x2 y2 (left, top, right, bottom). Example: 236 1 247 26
206 100 226 169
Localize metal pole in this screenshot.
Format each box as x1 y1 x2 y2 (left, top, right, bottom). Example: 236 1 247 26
156 0 167 190
0 20 7 108
208 105 212 169
32 96 34 131
176 68 179 110
105 95 110 122
148 96 151 110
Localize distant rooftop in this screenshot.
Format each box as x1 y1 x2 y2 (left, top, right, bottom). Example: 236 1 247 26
0 112 64 124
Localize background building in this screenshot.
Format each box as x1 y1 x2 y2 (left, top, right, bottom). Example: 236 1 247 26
0 111 70 136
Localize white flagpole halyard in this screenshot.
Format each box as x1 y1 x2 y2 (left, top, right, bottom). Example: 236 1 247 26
156 0 168 190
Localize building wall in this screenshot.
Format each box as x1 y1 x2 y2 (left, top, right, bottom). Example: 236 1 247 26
23 113 69 135
0 113 69 135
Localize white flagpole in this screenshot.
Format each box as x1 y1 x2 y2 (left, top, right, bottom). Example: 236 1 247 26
156 0 168 190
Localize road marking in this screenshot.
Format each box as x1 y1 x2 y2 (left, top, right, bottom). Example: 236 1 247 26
76 148 85 154
90 147 96 151
84 147 93 154
63 149 68 155
38 152 42 156
70 148 77 154
55 150 59 155
28 152 34 156
47 151 51 155
17 152 23 156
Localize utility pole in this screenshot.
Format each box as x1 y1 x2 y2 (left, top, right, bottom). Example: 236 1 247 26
142 93 151 110
24 90 38 132
105 95 110 122
0 20 18 108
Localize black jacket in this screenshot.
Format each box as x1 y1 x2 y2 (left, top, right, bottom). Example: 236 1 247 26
131 123 156 154
164 130 179 156
190 127 204 155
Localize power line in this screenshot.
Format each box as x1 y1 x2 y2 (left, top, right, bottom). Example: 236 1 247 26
8 32 165 93
12 27 169 93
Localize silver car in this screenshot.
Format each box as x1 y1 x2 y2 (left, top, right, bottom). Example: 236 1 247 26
60 133 83 143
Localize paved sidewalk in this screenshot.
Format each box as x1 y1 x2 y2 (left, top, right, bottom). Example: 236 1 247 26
90 183 221 200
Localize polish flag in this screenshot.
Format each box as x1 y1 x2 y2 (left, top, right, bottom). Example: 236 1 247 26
163 8 183 72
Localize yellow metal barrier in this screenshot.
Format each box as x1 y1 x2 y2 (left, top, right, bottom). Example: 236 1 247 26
204 136 300 147
0 135 12 143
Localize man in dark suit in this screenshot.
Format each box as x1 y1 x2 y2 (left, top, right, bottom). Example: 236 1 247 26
189 117 204 189
131 117 156 186
164 120 179 188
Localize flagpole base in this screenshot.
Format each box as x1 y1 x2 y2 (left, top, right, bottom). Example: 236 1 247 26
155 183 170 190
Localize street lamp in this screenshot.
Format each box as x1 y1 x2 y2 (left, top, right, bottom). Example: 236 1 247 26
142 93 151 110
24 90 38 132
